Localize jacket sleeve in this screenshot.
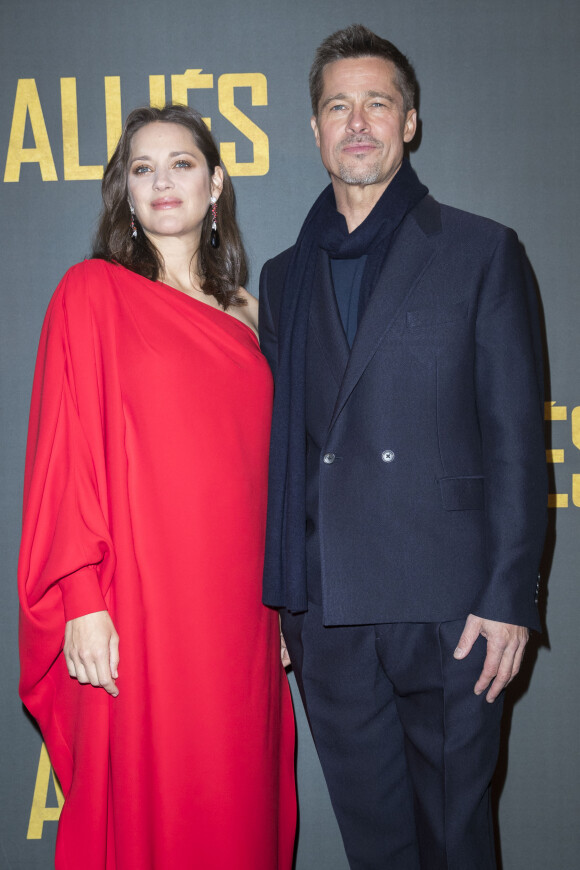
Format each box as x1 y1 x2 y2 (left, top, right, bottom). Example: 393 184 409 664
18 266 116 696
258 260 279 379
472 229 547 629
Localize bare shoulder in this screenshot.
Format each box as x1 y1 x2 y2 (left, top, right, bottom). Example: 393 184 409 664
233 287 259 334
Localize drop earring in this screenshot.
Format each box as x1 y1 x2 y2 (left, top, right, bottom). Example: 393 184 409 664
210 196 220 249
129 204 138 240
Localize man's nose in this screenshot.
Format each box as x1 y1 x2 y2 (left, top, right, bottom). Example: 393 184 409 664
347 106 369 133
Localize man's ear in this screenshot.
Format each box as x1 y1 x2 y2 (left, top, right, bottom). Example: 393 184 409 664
311 115 321 149
403 109 417 144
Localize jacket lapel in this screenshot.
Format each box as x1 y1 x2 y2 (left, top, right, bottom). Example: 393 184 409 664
329 199 440 430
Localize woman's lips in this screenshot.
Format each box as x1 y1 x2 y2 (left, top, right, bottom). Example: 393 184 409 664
151 198 182 209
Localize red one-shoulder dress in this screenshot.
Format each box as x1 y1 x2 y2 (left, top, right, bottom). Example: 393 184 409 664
18 259 296 869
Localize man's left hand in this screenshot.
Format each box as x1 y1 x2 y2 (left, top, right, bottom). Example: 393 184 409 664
453 614 529 703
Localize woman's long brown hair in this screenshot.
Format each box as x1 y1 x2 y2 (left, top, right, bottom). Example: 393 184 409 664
92 104 247 309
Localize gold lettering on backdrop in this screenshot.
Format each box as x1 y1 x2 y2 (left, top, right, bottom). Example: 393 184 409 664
545 402 567 422
572 407 580 450
545 401 580 508
573 475 580 508
4 72 270 180
27 743 64 839
149 75 166 109
3 79 58 182
548 492 569 508
105 76 123 161
218 73 269 176
171 69 213 128
61 78 103 180
572 407 580 507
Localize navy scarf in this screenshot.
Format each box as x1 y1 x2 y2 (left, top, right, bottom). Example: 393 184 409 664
263 160 428 611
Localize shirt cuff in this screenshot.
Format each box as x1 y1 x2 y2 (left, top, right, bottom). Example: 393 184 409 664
59 565 107 621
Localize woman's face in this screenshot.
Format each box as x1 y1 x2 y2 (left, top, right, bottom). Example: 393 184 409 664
126 121 223 247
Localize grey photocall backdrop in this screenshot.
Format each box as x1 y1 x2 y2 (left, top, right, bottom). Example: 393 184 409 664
1 1 578 867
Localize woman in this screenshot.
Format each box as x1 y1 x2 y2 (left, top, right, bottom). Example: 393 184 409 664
18 104 295 869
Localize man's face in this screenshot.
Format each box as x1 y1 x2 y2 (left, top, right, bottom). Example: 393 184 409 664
311 56 417 194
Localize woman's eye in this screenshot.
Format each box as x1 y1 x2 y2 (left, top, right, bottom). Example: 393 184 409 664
174 160 192 169
133 164 151 174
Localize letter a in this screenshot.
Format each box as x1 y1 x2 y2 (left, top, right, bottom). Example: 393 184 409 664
4 79 58 182
27 742 64 839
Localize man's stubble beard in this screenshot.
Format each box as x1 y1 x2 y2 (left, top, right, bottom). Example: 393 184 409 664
336 159 384 186
334 140 385 186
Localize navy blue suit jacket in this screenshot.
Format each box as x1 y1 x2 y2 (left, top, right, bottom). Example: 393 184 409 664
259 195 547 630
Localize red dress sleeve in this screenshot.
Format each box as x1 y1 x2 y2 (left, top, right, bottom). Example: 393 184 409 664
18 264 115 710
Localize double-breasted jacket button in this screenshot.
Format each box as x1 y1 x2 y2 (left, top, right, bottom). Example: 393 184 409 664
381 450 395 463
323 452 336 464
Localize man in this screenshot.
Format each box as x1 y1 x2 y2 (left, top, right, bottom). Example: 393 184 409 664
259 24 547 870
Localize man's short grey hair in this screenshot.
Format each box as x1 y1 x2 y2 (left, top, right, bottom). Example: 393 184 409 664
309 24 418 117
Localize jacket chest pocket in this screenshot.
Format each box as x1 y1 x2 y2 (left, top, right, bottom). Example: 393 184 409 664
406 301 468 330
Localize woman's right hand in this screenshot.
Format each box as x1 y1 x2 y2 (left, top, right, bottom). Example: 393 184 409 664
64 610 120 697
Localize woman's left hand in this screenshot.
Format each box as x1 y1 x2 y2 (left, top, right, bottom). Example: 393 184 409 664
64 610 120 696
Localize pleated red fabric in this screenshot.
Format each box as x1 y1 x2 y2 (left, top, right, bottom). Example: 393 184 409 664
18 259 296 869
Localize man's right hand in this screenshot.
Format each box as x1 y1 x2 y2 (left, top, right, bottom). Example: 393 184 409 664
64 610 120 696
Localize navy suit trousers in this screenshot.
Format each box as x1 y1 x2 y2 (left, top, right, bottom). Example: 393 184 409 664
282 605 504 870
